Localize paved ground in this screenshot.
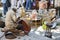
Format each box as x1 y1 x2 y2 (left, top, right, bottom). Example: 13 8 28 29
0 25 60 40
0 28 53 40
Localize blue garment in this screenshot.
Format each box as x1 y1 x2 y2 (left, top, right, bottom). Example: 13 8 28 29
26 0 31 10
1 0 7 3
3 3 8 15
1 0 8 15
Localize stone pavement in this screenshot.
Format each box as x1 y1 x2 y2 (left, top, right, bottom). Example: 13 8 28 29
0 25 60 40
0 28 53 40
34 26 60 40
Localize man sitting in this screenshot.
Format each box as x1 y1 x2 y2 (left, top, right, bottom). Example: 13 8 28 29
2 8 20 32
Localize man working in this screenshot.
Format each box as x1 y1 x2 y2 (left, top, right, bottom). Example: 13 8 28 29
2 8 19 32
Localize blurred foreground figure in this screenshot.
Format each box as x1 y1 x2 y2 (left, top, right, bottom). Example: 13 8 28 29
1 0 11 17
1 0 7 17
17 0 25 8
11 0 17 8
26 0 31 10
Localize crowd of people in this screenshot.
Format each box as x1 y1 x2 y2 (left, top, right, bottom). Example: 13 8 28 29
1 0 41 17
1 0 24 17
